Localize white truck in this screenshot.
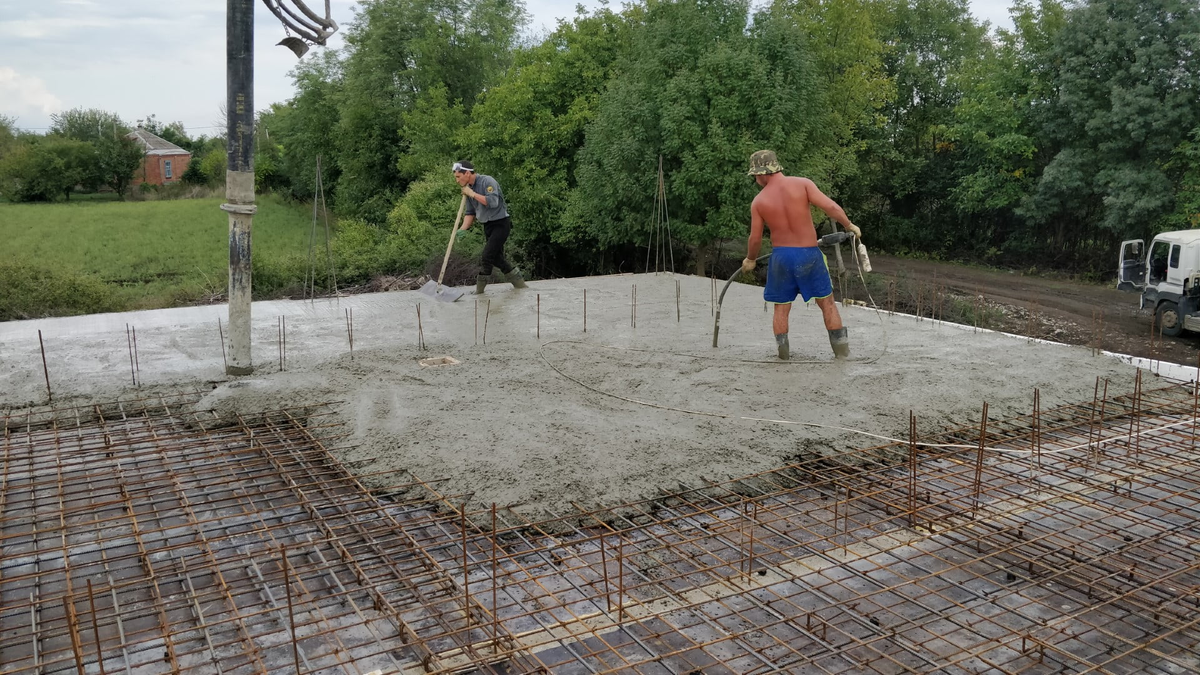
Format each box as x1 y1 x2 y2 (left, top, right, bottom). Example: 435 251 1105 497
1117 230 1200 336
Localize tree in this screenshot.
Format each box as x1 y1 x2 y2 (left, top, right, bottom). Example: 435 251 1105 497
0 115 16 161
457 7 635 276
49 107 128 144
848 0 989 255
1024 0 1200 245
95 136 145 199
43 137 99 199
566 0 830 274
0 139 73 202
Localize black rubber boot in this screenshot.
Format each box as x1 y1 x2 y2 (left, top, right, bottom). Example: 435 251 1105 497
775 333 789 361
829 327 850 360
472 274 488 295
506 267 528 289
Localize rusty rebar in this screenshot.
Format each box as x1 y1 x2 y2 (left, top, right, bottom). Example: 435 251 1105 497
38 329 51 401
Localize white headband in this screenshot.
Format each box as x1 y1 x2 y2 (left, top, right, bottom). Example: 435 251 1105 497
452 162 471 172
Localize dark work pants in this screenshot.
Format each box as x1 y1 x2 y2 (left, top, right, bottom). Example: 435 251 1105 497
480 217 513 276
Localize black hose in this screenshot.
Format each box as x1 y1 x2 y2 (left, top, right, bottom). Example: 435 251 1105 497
712 253 772 348
712 232 860 348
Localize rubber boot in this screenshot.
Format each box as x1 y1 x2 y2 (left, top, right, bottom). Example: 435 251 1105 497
506 267 528 289
472 274 488 295
775 333 790 361
829 327 850 360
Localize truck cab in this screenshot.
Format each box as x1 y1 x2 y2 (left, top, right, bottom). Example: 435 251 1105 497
1117 230 1200 336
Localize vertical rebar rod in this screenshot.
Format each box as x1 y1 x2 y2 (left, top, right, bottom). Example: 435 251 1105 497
483 300 490 345
1086 377 1100 467
1096 378 1109 465
38 329 51 401
676 280 680 322
282 546 301 675
126 325 137 386
282 315 286 371
491 504 499 652
1129 369 1142 454
462 504 470 620
416 304 423 351
908 411 917 528
600 534 611 612
278 317 283 372
218 318 229 373
537 293 541 340
86 580 108 675
63 595 85 675
131 326 140 386
617 533 625 622
971 402 989 519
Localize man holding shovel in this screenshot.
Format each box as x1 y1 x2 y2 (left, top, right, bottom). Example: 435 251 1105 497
453 161 528 294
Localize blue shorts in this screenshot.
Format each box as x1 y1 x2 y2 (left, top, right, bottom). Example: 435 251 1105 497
764 246 833 304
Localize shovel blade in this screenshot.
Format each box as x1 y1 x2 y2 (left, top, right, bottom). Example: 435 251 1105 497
418 280 465 303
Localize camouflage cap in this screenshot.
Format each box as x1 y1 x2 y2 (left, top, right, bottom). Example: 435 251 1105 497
747 150 783 176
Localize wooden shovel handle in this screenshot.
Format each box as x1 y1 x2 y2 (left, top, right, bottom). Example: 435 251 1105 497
436 195 468 289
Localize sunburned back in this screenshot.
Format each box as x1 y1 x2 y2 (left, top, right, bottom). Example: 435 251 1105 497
751 175 818 247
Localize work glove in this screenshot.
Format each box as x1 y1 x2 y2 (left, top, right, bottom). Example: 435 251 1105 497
741 258 757 274
456 228 469 240
845 222 862 239
460 186 477 199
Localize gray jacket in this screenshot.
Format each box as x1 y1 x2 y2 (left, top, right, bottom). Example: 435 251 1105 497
465 174 509 223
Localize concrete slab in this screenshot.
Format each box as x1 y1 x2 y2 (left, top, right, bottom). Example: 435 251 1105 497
0 273 1143 515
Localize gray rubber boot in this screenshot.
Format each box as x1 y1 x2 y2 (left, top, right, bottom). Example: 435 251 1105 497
775 333 790 361
506 267 529 289
829 327 850 360
472 274 488 295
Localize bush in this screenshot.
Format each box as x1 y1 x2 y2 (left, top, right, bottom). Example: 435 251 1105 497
0 262 123 320
181 159 207 185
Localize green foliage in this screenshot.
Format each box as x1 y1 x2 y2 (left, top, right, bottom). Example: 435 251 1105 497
1025 0 1200 242
49 107 128 144
269 0 527 223
0 115 16 161
1163 128 1200 230
95 135 145 200
460 8 633 273
566 0 830 274
199 146 227 186
0 196 318 312
0 261 122 320
181 157 208 186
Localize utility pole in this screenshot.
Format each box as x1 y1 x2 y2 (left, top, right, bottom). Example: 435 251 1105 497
224 0 255 375
222 0 337 376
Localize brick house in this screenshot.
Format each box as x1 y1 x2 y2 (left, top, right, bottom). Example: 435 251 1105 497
126 128 192 186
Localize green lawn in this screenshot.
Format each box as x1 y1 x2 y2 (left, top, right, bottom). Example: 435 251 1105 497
1 196 322 315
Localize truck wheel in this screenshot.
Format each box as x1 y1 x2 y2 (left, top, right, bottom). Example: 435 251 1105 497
1156 301 1184 337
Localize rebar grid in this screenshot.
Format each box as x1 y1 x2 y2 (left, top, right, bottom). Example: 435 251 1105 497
2 379 1199 674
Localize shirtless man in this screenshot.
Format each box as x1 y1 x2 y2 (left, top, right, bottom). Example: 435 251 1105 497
741 150 862 361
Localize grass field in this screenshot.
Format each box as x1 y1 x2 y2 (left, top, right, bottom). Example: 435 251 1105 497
1 196 325 318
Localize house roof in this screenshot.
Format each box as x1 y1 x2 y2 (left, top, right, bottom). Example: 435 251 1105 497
126 128 191 156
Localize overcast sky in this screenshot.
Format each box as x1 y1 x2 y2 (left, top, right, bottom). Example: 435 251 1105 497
0 0 1016 134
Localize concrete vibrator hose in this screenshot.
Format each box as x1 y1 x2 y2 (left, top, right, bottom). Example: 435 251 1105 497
712 231 865 348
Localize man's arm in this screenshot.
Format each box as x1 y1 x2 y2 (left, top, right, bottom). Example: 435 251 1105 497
460 214 476 231
804 179 861 238
463 177 500 208
742 201 765 272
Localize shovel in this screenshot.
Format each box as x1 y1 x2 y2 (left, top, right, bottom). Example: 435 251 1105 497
418 195 468 303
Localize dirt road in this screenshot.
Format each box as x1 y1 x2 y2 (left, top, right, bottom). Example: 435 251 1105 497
865 254 1199 366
